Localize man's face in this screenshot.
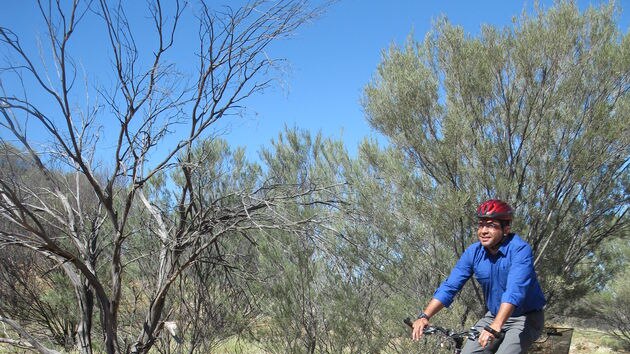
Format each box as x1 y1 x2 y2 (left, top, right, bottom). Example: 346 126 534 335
477 218 509 250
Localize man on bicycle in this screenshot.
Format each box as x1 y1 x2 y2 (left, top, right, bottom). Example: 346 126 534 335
412 199 546 353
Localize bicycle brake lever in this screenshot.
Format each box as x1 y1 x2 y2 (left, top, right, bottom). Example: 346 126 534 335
468 327 480 341
403 317 413 328
424 326 439 334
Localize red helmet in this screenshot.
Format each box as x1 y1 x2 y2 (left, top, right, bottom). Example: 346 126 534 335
476 199 513 221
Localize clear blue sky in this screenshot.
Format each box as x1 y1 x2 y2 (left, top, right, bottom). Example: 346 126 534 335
2 1 629 162
217 0 630 159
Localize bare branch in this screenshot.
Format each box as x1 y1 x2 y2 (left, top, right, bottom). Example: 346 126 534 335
0 315 61 354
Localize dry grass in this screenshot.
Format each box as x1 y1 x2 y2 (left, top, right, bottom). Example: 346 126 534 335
569 328 629 354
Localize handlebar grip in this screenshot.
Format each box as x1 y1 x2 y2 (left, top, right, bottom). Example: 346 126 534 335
483 325 505 339
403 317 413 328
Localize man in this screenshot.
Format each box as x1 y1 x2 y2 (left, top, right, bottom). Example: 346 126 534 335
412 199 546 354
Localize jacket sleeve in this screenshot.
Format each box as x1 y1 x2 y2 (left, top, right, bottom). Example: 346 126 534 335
433 247 474 307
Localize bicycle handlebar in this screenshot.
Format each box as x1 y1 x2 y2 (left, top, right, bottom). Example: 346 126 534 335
404 317 504 341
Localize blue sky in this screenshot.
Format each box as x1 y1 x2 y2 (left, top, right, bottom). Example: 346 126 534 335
218 0 630 159
1 0 629 163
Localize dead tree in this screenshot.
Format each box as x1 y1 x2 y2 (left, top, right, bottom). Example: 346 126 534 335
0 1 330 353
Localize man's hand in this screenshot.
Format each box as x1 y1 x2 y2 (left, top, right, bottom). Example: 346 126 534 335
478 303 512 348
479 323 501 348
411 317 429 341
411 299 444 341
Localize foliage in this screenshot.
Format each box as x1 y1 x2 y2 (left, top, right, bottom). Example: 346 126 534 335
362 0 629 315
577 235 630 350
246 128 484 353
163 139 262 353
590 268 630 350
0 1 628 354
0 246 78 350
247 129 344 354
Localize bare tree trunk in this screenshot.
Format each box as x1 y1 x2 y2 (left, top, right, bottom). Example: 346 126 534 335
100 301 118 354
75 283 94 354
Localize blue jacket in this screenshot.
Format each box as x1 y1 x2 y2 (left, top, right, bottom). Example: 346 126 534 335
433 233 546 316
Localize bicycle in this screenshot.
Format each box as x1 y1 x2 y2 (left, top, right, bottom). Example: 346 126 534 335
403 317 504 354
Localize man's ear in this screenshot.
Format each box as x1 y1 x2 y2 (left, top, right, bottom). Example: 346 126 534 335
503 224 511 236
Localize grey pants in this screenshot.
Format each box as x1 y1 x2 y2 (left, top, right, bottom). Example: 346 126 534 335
461 310 544 354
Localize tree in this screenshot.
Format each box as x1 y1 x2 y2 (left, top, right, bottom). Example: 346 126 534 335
579 233 630 350
223 129 338 354
362 0 629 315
0 1 330 353
157 138 263 353
590 265 630 350
249 129 439 353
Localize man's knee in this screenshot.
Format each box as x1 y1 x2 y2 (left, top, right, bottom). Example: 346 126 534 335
495 310 544 354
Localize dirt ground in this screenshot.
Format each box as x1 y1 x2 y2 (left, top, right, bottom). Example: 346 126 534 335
569 335 629 354
530 325 629 354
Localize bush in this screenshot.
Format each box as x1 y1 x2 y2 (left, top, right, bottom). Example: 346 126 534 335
588 267 630 350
